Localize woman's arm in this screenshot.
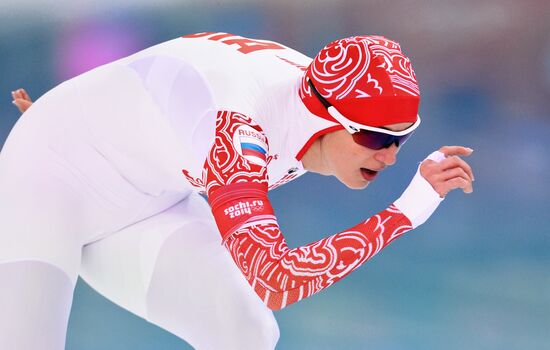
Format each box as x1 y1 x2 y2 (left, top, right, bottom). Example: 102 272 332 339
203 111 439 310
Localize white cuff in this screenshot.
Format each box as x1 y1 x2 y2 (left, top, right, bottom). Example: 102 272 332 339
393 151 445 229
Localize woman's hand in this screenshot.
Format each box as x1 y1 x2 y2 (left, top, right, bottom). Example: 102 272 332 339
11 88 33 113
420 146 475 198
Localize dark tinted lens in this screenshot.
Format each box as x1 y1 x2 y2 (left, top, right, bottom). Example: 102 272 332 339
397 131 413 147
352 130 414 150
352 130 391 150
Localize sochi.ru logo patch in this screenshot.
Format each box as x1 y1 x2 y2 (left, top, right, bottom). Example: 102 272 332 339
224 200 265 219
233 125 268 166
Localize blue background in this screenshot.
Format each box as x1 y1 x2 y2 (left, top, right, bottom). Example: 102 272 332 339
1 1 549 349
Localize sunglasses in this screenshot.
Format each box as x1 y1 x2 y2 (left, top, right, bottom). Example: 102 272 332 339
307 79 421 150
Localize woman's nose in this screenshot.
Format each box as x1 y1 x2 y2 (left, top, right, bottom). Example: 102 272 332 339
373 143 399 166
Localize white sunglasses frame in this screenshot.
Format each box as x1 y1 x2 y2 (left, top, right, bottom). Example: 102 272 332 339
307 78 421 136
327 105 422 136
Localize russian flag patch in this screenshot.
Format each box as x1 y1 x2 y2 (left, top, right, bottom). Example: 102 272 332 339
233 125 268 167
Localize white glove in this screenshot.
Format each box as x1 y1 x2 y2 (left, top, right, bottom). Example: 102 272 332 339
394 150 446 229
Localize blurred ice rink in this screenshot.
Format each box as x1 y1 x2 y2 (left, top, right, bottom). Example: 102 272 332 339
1 1 549 349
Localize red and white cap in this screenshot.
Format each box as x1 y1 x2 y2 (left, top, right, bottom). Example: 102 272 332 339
299 36 420 128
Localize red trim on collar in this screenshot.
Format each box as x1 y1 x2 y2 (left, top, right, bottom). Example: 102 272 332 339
295 125 344 161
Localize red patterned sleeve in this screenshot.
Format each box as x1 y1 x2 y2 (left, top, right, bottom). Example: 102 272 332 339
205 111 413 310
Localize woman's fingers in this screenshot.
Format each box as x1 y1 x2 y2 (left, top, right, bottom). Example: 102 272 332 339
436 177 472 197
437 155 475 182
437 166 470 183
20 89 31 101
439 145 473 157
12 99 32 113
420 146 475 197
11 89 33 113
11 89 32 102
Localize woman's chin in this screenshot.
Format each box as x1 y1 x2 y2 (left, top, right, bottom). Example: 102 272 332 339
341 178 370 190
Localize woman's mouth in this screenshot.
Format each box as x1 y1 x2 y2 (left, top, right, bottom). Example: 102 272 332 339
360 168 378 181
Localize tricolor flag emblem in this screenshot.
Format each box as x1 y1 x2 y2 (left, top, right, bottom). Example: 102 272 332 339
240 136 267 166
233 125 269 167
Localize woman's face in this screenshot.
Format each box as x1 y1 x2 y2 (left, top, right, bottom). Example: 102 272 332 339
319 122 413 189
